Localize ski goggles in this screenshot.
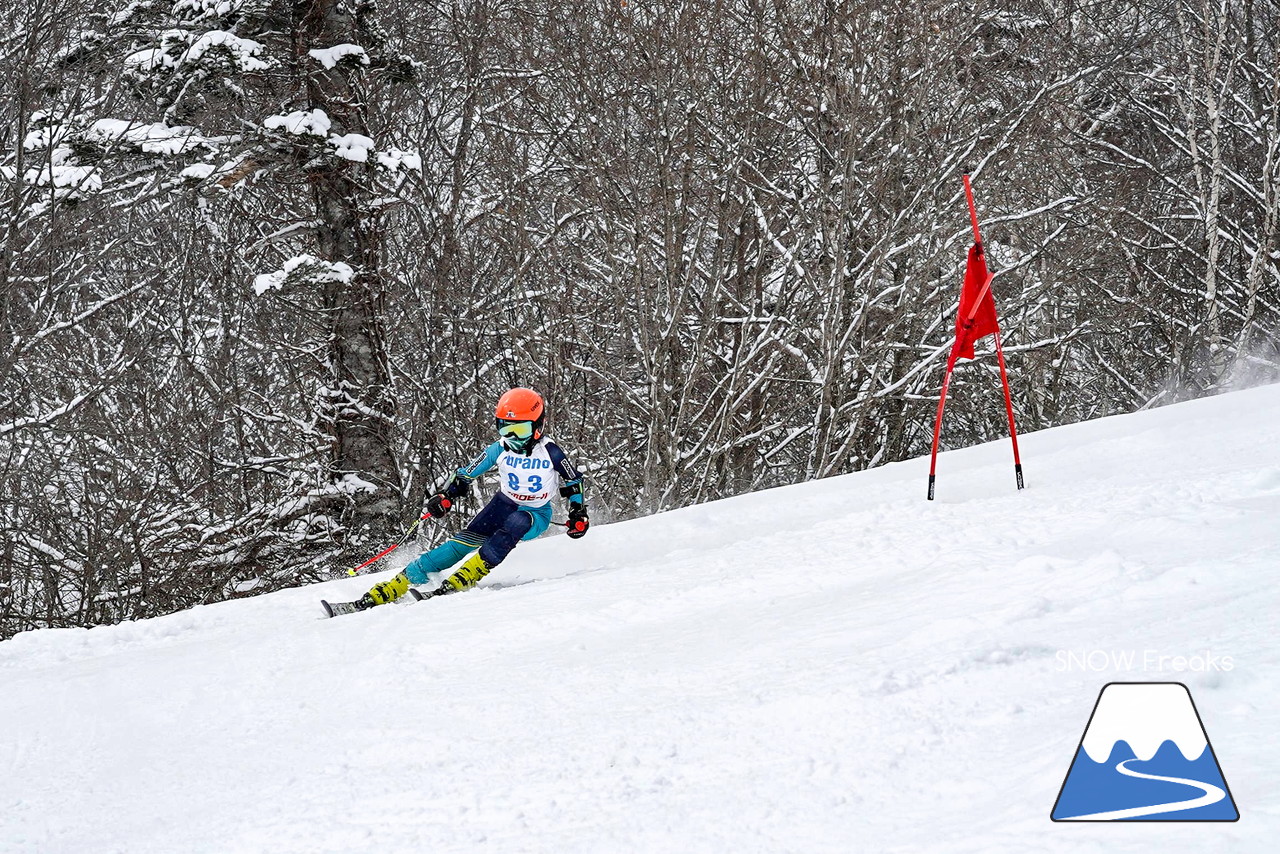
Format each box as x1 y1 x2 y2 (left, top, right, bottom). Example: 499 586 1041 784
496 420 535 441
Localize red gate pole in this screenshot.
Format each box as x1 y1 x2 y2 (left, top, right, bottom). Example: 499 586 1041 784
993 330 1025 489
930 174 1025 499
929 175 982 502
966 175 1024 491
965 173 1023 490
963 174 983 243
928 352 959 501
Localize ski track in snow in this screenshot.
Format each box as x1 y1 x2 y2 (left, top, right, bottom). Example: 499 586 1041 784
3 384 1280 852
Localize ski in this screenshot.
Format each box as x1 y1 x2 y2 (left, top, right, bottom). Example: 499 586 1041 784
408 585 454 602
320 598 364 618
321 584 454 618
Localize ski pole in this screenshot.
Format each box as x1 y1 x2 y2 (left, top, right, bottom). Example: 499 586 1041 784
348 512 573 577
345 511 438 577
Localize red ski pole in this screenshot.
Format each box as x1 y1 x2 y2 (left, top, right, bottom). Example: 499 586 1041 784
345 506 446 577
348 514 578 577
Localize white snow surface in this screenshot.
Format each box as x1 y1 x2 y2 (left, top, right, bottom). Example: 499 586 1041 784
3 384 1279 853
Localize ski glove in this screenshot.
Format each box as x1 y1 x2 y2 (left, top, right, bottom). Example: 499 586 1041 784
566 507 589 539
425 493 453 519
442 473 472 500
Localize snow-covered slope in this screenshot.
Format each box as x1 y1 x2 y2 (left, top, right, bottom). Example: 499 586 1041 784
3 385 1279 853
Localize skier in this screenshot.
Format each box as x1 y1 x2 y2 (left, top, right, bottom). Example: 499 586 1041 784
355 387 588 609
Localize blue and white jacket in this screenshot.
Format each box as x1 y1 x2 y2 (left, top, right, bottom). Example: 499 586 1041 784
447 438 585 511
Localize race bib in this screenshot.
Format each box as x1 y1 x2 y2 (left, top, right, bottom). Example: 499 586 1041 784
497 442 555 507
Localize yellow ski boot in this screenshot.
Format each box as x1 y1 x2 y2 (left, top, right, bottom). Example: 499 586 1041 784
358 571 410 609
442 553 492 592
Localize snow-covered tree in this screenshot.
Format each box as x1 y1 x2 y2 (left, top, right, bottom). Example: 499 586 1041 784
36 1 421 542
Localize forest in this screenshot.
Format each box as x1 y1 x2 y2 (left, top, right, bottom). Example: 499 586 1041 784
2 0 1277 638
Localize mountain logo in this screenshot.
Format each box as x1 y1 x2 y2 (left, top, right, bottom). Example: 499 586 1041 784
1051 682 1239 821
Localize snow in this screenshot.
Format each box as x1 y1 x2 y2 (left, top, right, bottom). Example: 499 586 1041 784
84 119 207 155
338 472 379 494
376 147 423 172
23 159 101 197
181 30 270 73
263 108 331 138
179 162 216 180
109 2 153 26
261 114 398 168
21 125 63 150
309 43 370 70
252 254 355 295
328 133 375 162
123 47 164 72
173 0 240 21
2 384 1279 852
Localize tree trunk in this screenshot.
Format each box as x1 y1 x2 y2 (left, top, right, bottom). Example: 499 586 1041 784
301 0 401 537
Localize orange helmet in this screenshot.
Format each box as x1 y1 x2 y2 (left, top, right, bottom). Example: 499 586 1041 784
494 387 546 443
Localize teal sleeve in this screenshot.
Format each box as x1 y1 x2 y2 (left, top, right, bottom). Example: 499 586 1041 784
454 442 503 483
445 440 504 501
